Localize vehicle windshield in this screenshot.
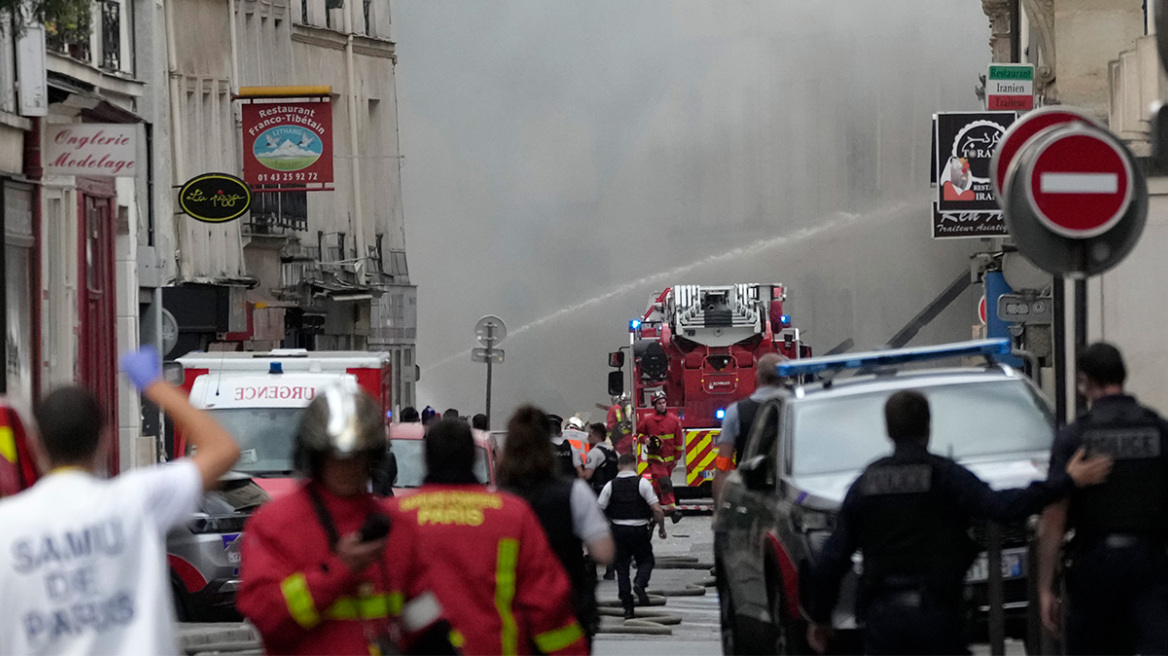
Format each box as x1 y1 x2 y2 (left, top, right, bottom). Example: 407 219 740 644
203 408 305 474
392 439 490 487
791 380 1053 476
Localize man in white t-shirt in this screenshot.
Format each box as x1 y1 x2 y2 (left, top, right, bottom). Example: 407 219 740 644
0 346 240 655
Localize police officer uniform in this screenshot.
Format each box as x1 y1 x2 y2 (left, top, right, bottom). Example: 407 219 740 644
809 441 1075 655
1048 394 1168 655
598 472 659 618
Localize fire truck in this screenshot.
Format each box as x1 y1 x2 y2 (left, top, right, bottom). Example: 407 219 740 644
609 284 809 499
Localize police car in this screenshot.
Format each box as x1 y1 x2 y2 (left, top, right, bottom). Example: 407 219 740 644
714 340 1054 654
167 473 269 621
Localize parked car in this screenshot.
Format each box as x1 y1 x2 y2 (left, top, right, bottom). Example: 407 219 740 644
388 422 497 494
714 340 1054 654
167 472 270 621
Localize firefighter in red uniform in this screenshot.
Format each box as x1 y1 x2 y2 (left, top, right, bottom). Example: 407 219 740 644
237 382 452 655
390 418 588 656
638 391 683 522
606 394 635 455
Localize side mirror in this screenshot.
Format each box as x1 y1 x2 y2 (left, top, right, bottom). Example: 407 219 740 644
163 362 185 386
608 351 625 368
739 455 773 491
607 371 624 397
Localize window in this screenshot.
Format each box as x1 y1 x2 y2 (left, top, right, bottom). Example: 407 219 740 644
790 380 1053 476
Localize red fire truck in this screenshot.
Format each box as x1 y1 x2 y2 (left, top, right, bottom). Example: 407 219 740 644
609 284 809 499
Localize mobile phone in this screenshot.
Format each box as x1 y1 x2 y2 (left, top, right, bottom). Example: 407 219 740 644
359 512 391 542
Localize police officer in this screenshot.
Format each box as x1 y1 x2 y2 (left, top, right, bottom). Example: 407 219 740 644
1036 342 1168 655
807 390 1111 655
597 453 667 619
712 352 785 508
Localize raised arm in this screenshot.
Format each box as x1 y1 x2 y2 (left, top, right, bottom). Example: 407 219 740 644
120 347 240 491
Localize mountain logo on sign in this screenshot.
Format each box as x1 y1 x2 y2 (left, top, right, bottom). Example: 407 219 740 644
952 120 1005 183
253 126 322 171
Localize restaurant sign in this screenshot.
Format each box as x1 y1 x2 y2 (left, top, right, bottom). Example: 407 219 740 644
241 100 333 187
179 173 252 223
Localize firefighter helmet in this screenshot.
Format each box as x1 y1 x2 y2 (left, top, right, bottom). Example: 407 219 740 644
567 416 585 431
651 391 667 405
646 435 663 455
295 380 385 474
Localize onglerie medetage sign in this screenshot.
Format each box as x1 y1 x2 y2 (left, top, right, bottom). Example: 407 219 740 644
45 124 137 177
178 173 252 224
932 112 1016 239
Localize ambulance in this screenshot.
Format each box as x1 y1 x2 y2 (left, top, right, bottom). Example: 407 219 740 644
175 348 393 496
166 349 392 620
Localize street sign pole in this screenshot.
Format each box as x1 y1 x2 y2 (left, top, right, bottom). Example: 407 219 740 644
473 315 507 428
485 337 494 427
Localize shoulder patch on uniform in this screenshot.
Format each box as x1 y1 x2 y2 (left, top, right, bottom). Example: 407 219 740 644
860 464 933 496
1081 427 1162 459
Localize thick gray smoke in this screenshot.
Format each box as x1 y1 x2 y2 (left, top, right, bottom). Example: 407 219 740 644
395 1 991 426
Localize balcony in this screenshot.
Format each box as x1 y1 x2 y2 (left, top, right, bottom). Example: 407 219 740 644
45 0 125 74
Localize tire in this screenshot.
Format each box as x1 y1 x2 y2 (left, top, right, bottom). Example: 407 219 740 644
717 566 739 654
171 574 193 622
770 577 809 655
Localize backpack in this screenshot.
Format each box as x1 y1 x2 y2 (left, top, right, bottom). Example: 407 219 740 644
554 439 578 477
590 445 618 494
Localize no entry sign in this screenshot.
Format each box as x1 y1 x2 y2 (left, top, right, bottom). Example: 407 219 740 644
991 106 1099 202
1023 125 1133 239
999 117 1147 277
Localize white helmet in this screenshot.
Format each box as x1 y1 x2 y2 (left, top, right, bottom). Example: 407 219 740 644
567 416 586 431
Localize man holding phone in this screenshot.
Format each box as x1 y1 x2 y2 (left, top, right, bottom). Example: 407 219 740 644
238 382 452 655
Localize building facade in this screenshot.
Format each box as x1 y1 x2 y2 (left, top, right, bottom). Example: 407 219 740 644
0 0 416 474
981 0 1168 411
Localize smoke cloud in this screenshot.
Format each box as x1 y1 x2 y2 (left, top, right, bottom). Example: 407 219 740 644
395 1 992 425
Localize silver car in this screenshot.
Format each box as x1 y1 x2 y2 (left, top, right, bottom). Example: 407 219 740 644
714 340 1054 654
166 472 270 621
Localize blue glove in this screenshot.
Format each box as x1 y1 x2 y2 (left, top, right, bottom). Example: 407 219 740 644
120 346 162 391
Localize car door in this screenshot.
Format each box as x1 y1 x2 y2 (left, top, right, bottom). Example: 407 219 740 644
722 399 784 623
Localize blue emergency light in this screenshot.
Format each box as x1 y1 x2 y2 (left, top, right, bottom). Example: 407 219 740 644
780 314 790 325
269 362 283 375
777 338 1012 378
715 408 726 420
629 319 642 331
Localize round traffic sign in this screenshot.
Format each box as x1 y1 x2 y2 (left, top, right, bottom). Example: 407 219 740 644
978 296 987 325
1002 122 1147 277
475 315 507 346
1022 124 1133 239
991 106 1099 202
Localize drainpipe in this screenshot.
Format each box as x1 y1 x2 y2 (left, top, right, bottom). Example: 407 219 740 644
164 0 185 278
24 117 43 398
344 2 365 282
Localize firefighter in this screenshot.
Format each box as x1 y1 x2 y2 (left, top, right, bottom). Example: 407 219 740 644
712 353 786 508
806 390 1111 655
237 382 452 655
564 416 590 468
606 394 635 455
390 419 588 655
1037 342 1168 655
638 390 683 522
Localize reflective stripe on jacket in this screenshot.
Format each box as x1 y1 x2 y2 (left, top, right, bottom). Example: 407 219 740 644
390 484 587 655
237 483 423 655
